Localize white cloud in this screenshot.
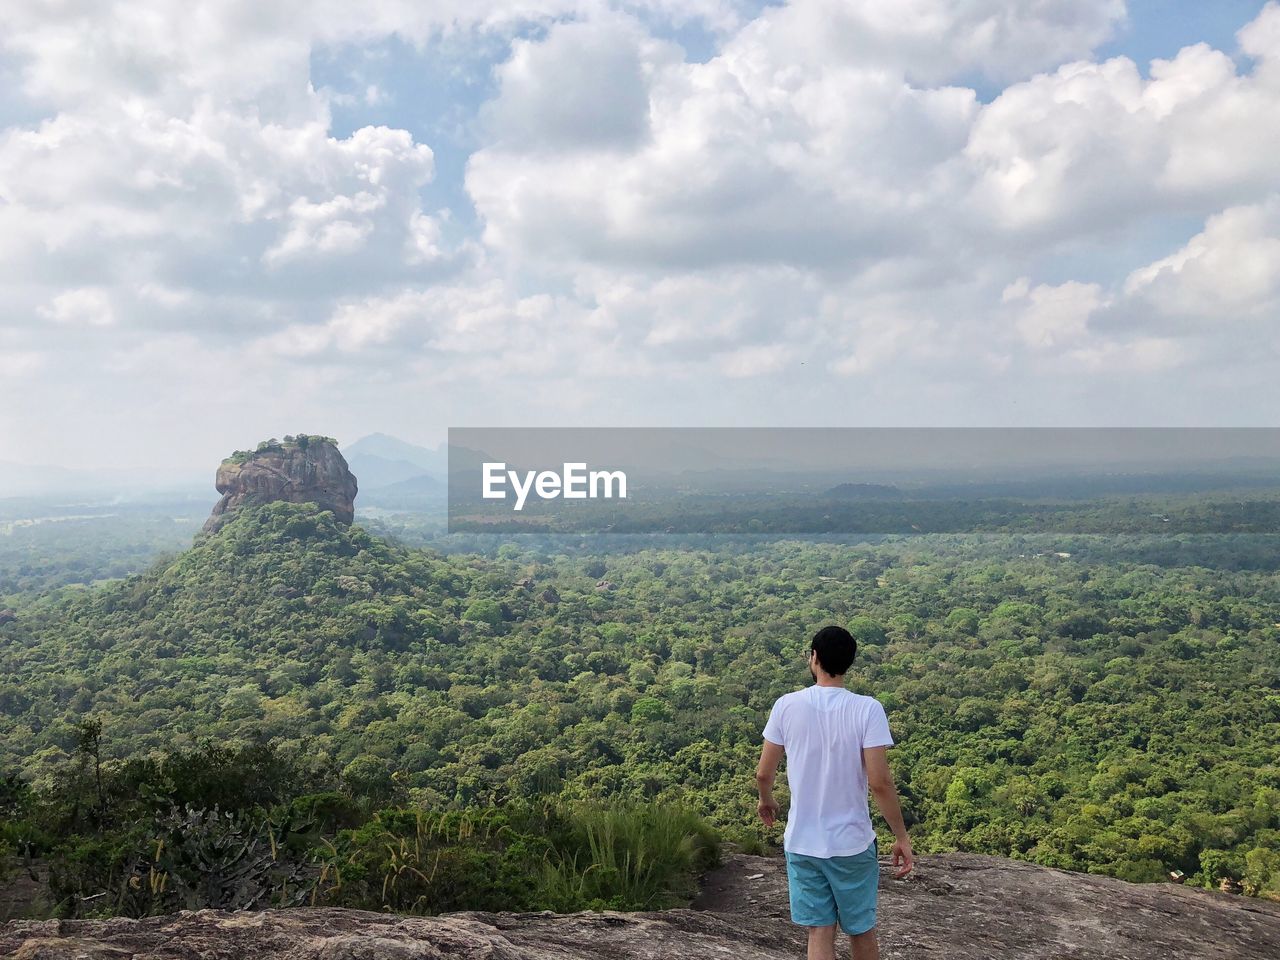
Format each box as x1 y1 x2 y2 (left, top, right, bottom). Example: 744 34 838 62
484 17 667 151
257 280 593 376
407 211 448 264
966 18 1280 238
39 288 115 327
1241 1 1280 62
465 3 1280 382
1124 197 1280 322
0 0 752 122
1065 336 1186 374
0 107 438 268
468 2 1280 280
1003 279 1105 349
583 268 821 355
822 291 949 378
731 0 1126 85
264 197 376 265
0 350 45 377
257 124 436 267
720 343 793 377
468 16 981 271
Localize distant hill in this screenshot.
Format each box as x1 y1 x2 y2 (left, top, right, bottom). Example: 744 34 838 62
824 482 903 500
345 453 433 489
358 471 445 510
345 437 450 496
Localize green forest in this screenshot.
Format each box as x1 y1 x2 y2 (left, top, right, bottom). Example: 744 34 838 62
1 499 1279 919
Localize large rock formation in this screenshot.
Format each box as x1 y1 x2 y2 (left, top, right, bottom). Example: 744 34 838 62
203 436 358 533
4 853 1278 959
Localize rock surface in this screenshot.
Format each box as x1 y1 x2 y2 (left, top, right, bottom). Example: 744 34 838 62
4 853 1278 959
203 438 357 533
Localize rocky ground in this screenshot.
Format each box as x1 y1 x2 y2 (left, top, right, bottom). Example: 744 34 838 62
3 852 1278 959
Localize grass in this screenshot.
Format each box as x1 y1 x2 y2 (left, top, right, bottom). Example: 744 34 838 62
540 802 720 911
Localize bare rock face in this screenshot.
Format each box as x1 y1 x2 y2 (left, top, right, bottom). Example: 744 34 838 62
4 853 1279 959
203 437 358 533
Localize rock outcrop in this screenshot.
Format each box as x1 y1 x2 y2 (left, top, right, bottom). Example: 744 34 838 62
203 437 357 533
4 853 1278 959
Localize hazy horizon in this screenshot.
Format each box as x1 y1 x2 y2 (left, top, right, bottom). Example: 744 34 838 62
11 426 1280 502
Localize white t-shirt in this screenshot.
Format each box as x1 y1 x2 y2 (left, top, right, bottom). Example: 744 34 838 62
762 685 894 859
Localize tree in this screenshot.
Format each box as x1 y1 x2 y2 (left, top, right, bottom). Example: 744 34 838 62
75 717 106 829
462 599 503 627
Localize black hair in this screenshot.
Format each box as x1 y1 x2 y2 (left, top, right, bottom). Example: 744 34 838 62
811 624 857 676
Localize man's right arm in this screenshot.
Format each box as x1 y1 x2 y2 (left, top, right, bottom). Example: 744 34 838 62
863 745 913 877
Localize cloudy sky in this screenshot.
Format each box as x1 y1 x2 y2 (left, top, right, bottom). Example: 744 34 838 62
3 0 1279 474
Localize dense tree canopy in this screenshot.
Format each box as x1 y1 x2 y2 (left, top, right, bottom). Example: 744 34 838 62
1 501 1278 908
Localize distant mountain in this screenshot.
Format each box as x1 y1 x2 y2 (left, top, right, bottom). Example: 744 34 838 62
376 473 444 494
345 433 446 490
347 454 436 490
358 472 446 510
346 434 445 469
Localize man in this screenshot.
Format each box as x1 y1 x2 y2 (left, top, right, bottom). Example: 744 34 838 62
756 625 913 960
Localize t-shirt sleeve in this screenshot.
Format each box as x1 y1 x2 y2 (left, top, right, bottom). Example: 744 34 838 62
762 699 785 745
863 699 894 748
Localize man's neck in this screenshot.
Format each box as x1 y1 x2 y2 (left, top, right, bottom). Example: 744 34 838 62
814 674 844 688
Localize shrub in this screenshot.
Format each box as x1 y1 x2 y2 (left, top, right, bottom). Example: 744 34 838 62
540 802 720 911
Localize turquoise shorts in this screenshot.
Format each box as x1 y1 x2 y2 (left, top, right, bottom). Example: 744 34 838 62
784 839 879 935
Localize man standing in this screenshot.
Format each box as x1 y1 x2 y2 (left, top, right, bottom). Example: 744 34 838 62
756 625 913 960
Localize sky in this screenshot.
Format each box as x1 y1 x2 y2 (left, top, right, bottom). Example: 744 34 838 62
2 0 1280 475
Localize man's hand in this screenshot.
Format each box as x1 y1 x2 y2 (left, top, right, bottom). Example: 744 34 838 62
864 745 914 878
756 739 784 827
758 797 780 827
890 836 914 878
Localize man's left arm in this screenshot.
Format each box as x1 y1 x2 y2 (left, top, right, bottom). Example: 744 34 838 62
755 739 784 825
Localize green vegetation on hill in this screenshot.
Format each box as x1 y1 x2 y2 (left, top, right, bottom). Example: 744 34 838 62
1 733 716 919
1 501 1279 912
226 434 340 464
0 514 199 598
